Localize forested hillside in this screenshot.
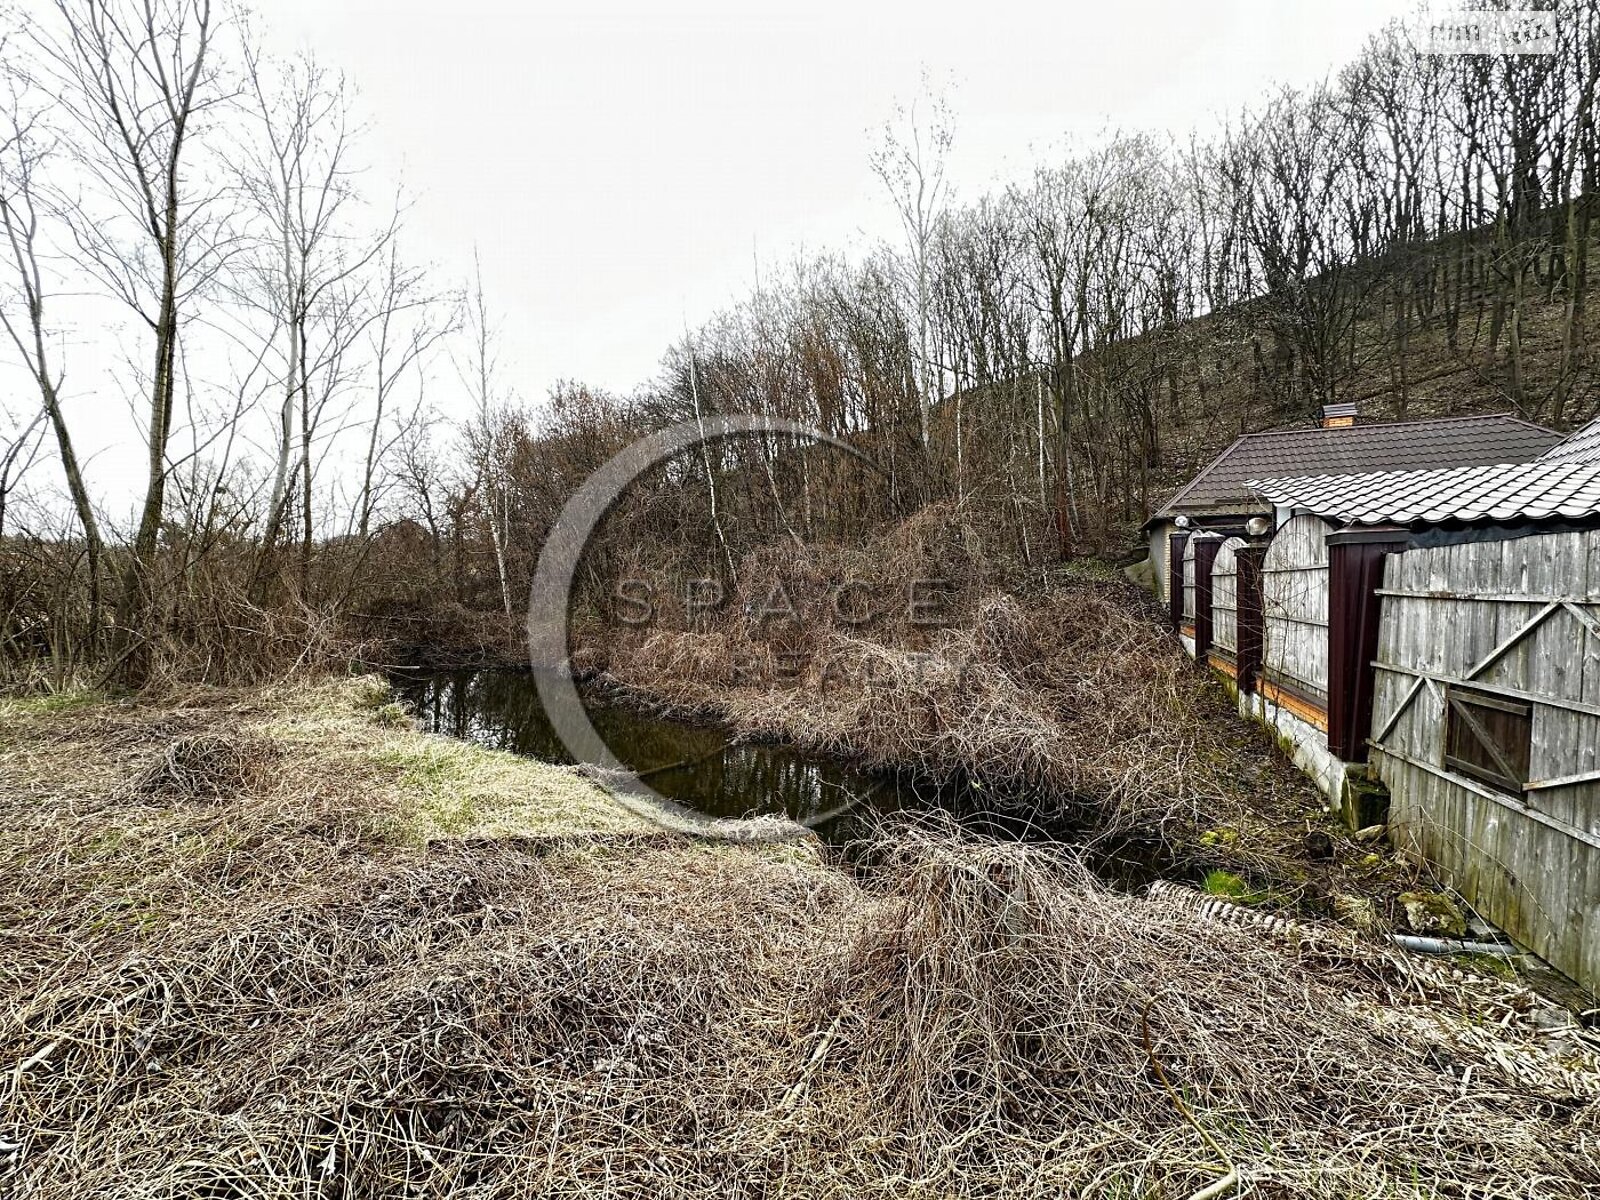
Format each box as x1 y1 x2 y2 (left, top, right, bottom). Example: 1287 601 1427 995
428 4 1600 626
2 2 1597 680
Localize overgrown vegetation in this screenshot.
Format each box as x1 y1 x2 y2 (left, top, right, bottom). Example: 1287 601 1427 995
560 509 1333 903
3 7 1598 1191
2 682 1596 1197
3 3 1600 685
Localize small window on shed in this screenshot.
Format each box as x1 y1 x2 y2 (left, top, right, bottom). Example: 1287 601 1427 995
1444 686 1532 794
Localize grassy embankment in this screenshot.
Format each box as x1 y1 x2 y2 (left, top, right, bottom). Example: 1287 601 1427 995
2 675 1598 1197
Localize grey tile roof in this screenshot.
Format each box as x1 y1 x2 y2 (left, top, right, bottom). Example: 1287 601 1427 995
1154 414 1561 521
1247 459 1600 526
1539 413 1600 464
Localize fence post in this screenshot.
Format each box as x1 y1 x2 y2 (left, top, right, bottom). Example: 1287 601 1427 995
1327 526 1410 762
1233 543 1267 694
1167 531 1190 629
1193 534 1224 661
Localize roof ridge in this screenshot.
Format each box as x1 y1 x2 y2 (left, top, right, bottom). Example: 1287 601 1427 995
1232 412 1555 440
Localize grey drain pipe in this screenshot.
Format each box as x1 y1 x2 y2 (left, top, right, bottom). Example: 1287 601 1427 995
1391 933 1518 957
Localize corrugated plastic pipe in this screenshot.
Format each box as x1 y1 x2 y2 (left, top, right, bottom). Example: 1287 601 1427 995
1390 934 1518 957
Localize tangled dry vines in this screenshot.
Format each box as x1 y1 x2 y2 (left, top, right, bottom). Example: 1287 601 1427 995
2 691 1597 1199
609 570 1293 849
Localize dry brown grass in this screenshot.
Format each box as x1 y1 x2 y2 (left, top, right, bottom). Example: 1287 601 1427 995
796 823 1600 1196
606 577 1305 863
120 731 279 802
2 684 1598 1197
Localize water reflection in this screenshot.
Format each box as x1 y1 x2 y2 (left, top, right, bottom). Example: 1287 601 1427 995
390 667 893 835
388 668 1168 885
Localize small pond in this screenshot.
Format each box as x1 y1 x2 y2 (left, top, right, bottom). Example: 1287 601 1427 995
391 667 1172 883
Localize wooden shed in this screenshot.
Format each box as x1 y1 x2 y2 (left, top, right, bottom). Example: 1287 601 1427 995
1370 531 1600 991
1250 437 1600 990
1141 411 1559 601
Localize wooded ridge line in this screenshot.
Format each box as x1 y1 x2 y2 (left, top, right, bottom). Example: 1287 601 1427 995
2 1 1598 687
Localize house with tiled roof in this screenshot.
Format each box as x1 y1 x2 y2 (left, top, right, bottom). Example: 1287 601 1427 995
1191 405 1600 994
1143 404 1561 604
1246 411 1600 532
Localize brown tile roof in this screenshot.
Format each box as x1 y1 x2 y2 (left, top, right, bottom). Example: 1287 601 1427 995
1248 459 1600 526
1152 414 1560 522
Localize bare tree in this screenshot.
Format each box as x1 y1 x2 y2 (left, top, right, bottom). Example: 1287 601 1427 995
684 332 736 581
0 404 46 541
461 253 513 616
38 0 233 678
393 417 446 566
235 41 393 590
357 240 456 538
871 82 953 455
0 69 106 635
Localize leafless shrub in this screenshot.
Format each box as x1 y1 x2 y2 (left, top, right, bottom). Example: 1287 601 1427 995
968 592 1039 665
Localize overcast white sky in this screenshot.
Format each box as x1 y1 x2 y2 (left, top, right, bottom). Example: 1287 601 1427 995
257 0 1422 397
11 0 1430 517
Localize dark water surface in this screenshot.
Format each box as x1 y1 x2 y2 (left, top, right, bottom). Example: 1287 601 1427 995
391 668 1175 886
391 667 1068 846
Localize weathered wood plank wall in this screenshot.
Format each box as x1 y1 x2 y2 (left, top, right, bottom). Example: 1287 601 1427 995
1209 536 1247 676
1261 515 1333 728
1370 529 1600 992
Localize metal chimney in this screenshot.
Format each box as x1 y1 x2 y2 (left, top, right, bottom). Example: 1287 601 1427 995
1321 402 1357 429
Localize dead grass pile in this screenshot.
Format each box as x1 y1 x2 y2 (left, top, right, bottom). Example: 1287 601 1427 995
3 751 1596 1200
969 589 1041 662
121 731 277 801
734 627 1059 790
